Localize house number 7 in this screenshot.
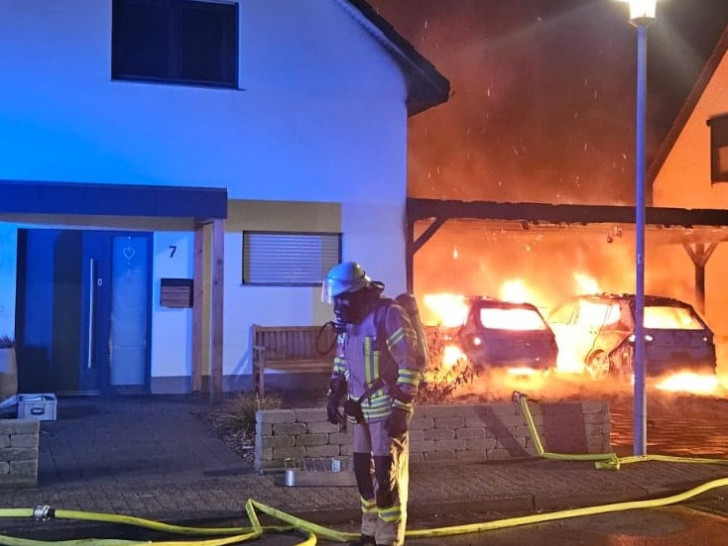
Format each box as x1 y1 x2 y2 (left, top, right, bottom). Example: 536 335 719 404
169 245 177 258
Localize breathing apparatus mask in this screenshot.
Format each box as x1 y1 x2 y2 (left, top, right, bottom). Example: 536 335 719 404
332 282 384 332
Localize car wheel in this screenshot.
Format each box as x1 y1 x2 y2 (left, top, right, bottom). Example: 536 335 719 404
586 350 611 381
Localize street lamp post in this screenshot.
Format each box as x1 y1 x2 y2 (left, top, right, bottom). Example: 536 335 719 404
616 0 660 457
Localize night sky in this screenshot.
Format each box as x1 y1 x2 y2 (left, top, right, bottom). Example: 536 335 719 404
373 0 728 205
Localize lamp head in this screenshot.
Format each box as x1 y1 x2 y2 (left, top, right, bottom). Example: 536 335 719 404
616 0 660 25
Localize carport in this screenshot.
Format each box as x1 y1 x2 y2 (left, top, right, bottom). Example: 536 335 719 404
1 180 228 401
406 198 728 314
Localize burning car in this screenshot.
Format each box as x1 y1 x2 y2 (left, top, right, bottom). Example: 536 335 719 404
444 296 558 374
546 293 717 380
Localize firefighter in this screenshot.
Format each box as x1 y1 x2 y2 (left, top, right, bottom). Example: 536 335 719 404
322 261 422 546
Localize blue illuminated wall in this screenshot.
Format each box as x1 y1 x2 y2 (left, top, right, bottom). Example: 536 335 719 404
0 0 423 392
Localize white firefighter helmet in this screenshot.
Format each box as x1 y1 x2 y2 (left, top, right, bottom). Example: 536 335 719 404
321 261 371 304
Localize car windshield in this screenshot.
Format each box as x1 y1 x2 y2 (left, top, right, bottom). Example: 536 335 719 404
644 305 704 330
577 300 622 328
479 307 549 331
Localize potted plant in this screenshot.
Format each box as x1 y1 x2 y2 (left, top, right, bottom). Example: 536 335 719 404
0 335 17 401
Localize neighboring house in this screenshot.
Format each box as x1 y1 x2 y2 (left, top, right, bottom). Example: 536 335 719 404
650 25 728 360
0 0 449 396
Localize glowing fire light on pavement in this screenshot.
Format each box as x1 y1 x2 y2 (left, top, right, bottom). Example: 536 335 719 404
655 372 719 395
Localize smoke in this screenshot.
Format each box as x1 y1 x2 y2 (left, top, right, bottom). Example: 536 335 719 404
373 0 635 203
373 0 728 205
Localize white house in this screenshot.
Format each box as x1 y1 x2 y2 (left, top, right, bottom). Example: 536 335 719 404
0 0 449 396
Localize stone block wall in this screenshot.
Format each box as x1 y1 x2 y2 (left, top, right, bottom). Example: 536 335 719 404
0 419 40 487
255 400 611 471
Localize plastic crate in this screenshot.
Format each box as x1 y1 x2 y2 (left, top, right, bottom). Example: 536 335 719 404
17 393 57 421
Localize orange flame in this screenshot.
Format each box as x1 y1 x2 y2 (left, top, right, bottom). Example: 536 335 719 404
422 278 725 396
573 272 600 294
442 344 464 369
499 279 528 303
422 293 468 327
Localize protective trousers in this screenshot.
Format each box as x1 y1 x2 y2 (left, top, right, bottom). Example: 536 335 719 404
353 420 409 546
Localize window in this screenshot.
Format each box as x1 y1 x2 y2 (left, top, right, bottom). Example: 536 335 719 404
708 115 728 183
576 301 621 328
547 301 577 325
644 306 704 330
112 0 238 88
242 232 342 286
478 307 548 331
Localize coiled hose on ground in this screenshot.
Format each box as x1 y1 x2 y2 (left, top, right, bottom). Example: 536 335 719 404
0 393 726 545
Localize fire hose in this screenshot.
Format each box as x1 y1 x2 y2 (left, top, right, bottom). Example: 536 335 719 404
512 390 728 470
0 393 726 545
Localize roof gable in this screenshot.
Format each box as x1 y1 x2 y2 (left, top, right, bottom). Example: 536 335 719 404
337 0 450 116
648 24 728 185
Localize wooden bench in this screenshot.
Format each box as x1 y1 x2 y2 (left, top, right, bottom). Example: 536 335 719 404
251 325 337 396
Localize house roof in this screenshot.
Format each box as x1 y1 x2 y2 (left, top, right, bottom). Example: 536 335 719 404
337 0 450 116
647 24 728 186
0 180 227 227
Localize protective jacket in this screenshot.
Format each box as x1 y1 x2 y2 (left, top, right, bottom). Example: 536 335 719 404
331 298 422 421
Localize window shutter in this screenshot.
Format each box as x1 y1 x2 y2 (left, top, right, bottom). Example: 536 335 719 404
243 232 341 286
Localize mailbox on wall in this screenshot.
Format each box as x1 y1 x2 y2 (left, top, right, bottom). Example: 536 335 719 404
160 278 193 308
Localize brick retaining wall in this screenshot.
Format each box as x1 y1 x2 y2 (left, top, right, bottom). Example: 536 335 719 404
0 419 39 487
255 401 611 471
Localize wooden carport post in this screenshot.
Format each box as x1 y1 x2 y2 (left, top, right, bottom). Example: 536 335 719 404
210 218 225 403
405 209 447 293
192 219 225 404
192 223 205 392
682 242 718 316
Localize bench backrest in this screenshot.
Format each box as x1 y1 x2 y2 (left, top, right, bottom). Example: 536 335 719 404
252 325 336 362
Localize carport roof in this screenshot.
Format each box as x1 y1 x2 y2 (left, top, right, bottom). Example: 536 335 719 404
407 198 728 246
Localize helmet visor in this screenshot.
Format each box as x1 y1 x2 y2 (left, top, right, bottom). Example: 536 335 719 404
321 278 337 304
321 272 370 304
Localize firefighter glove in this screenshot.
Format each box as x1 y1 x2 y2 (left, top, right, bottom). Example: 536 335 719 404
327 394 344 424
343 399 365 423
383 407 410 437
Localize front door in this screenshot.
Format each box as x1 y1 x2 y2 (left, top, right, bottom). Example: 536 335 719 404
16 229 151 394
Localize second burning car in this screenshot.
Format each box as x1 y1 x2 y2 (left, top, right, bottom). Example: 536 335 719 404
454 296 559 373
547 293 717 380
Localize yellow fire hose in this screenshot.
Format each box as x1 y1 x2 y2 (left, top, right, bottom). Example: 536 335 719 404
0 393 726 545
513 391 728 470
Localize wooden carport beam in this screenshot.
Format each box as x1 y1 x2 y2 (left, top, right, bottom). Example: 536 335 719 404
406 216 447 292
682 242 718 316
